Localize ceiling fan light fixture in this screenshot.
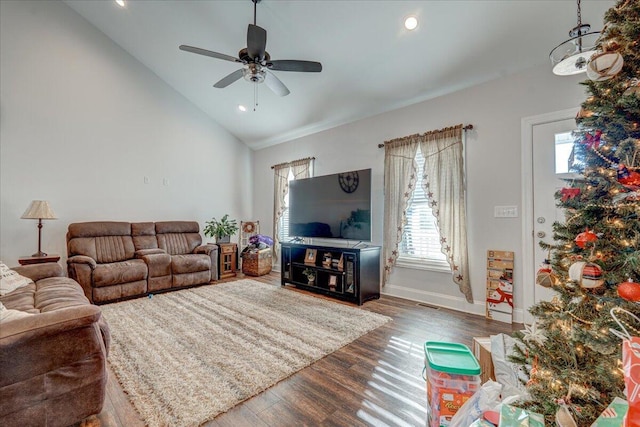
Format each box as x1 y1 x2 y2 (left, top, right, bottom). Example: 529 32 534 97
550 0 600 76
404 16 418 30
179 0 321 97
115 0 125 7
238 105 247 112
243 67 265 84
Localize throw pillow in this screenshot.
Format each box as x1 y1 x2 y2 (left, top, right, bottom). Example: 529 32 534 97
0 301 34 322
0 262 34 296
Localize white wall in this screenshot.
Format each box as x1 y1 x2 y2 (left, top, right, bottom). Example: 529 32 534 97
0 0 252 267
251 63 589 322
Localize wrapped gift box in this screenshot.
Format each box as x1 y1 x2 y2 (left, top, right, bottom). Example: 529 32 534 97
473 336 495 383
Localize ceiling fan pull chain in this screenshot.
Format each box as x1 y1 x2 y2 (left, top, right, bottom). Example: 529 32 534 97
254 82 258 111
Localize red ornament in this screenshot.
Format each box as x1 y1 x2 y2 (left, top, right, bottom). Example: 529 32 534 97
617 164 640 190
582 130 602 149
618 279 640 302
560 188 581 202
575 229 598 248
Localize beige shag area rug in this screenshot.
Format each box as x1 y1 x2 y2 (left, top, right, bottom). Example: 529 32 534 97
100 279 391 427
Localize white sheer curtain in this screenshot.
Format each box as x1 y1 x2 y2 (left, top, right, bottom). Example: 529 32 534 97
272 158 312 263
383 137 419 281
419 126 471 302
383 125 472 302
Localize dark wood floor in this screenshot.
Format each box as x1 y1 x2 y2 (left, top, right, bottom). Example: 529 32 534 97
81 272 522 427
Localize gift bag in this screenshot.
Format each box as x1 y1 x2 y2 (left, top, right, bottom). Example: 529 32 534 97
611 308 640 427
623 337 640 427
499 405 544 427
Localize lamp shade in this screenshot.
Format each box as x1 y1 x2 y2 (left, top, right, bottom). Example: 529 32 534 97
550 32 600 76
21 200 57 220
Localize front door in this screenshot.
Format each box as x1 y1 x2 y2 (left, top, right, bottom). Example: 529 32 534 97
522 109 578 323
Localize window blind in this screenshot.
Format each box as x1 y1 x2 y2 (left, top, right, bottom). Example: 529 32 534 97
400 149 447 262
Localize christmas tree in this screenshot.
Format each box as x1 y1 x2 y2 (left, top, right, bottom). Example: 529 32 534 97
510 0 640 425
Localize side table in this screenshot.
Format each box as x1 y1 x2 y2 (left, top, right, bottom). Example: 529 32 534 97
18 254 61 266
217 243 238 279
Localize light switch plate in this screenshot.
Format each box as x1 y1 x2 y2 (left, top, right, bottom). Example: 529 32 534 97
494 206 518 218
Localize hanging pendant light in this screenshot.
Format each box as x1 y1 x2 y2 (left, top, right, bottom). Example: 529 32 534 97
550 0 601 76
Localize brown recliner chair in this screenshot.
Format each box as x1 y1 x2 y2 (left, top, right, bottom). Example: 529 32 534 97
153 221 218 287
0 263 110 427
67 222 148 304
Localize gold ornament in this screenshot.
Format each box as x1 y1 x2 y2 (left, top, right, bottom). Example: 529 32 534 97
624 79 640 97
536 259 558 288
605 39 621 52
576 107 595 119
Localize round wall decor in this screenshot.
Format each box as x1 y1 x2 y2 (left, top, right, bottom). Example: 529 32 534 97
338 171 359 193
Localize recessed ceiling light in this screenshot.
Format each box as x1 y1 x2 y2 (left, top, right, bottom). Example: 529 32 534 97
238 105 247 112
404 16 418 31
115 0 125 7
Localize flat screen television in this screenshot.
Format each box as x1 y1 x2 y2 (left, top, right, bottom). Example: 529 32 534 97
289 168 371 241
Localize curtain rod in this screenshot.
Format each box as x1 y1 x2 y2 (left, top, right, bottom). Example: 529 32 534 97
270 156 315 169
377 124 473 148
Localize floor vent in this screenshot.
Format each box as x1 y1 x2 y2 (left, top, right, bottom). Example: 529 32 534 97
416 303 440 310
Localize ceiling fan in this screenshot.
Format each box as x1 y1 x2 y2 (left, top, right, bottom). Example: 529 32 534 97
179 0 322 97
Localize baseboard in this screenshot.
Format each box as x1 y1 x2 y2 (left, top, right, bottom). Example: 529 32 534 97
382 283 524 324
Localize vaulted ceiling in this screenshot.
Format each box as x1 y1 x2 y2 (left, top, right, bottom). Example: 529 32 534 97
64 0 615 149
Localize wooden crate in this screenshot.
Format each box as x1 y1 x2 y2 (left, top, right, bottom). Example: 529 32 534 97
242 248 272 276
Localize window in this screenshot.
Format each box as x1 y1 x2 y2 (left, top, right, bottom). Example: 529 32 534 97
555 131 582 176
277 168 295 241
398 147 450 271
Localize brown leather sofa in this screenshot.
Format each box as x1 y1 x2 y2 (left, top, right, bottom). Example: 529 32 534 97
67 221 218 304
0 262 110 427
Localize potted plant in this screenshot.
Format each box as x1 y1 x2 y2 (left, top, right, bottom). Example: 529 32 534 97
203 214 239 243
302 268 316 285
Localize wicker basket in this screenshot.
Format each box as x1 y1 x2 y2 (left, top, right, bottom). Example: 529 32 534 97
242 248 272 276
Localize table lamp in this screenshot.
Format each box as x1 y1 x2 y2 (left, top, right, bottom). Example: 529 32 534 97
21 200 57 257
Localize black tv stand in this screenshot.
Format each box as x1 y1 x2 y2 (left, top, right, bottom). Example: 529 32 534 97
280 242 381 305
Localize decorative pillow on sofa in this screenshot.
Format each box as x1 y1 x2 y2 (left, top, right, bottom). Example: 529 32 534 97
0 301 34 322
0 262 34 296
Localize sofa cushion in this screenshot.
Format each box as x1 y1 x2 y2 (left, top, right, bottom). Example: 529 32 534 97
0 302 34 322
68 236 136 264
155 221 202 255
171 254 210 274
158 233 202 255
1 278 90 314
93 260 147 288
35 278 91 312
0 283 38 313
67 221 131 238
67 222 135 263
0 263 34 296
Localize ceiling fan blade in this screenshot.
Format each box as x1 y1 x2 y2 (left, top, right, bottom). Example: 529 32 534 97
264 70 290 97
268 60 322 72
247 24 267 60
213 69 244 88
179 45 242 63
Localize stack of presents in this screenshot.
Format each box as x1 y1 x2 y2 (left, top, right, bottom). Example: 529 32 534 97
424 336 635 427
